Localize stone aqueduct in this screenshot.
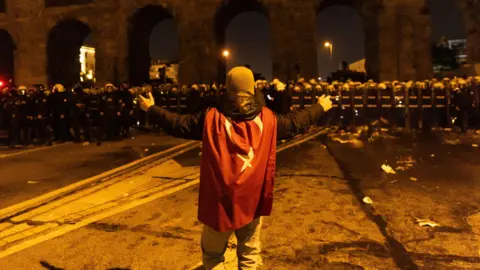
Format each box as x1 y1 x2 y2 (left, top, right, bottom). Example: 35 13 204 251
0 0 479 86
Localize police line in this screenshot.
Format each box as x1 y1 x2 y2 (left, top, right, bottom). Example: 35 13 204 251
132 76 480 131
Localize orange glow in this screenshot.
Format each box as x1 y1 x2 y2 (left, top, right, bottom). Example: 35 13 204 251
222 50 230 57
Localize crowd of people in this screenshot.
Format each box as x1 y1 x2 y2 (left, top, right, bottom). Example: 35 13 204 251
0 83 135 147
0 75 479 148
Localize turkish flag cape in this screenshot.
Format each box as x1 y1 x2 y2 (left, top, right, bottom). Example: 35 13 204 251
198 107 277 232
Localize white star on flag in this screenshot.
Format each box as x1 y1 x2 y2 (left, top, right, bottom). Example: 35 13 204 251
238 147 254 172
225 116 263 173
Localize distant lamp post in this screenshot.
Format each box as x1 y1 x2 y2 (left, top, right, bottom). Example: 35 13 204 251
222 49 230 72
324 42 333 60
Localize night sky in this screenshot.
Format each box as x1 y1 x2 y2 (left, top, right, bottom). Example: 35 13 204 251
148 0 466 81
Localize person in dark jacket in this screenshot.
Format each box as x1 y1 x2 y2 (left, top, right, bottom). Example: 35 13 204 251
139 67 332 270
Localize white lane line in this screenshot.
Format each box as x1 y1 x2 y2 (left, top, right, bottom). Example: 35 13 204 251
0 143 73 159
0 140 199 219
0 179 200 259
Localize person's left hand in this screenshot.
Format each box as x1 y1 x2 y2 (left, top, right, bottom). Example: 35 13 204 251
139 92 155 112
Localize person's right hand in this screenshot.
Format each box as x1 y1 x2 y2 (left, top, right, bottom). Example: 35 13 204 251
317 94 332 112
139 92 155 112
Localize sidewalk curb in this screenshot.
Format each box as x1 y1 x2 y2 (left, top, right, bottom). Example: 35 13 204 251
0 142 73 159
0 140 199 220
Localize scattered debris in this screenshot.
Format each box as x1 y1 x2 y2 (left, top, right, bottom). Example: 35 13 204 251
415 218 440 228
444 139 461 145
381 164 396 174
395 156 416 172
410 177 418 182
363 197 373 204
27 181 38 184
329 131 364 148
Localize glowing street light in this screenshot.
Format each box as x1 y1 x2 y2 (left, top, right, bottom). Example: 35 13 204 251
324 41 333 60
222 49 230 72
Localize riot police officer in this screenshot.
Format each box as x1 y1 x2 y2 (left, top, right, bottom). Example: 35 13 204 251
3 87 18 147
117 82 134 138
100 83 119 140
33 84 52 145
14 86 30 146
71 84 92 142
51 84 71 143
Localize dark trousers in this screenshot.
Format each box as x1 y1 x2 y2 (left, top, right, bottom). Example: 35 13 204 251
72 115 91 142
9 118 30 146
36 118 52 145
101 113 118 140
120 112 132 137
54 116 68 142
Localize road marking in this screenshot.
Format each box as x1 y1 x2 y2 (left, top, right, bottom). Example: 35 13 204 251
0 142 73 159
0 128 327 259
0 179 200 259
0 140 199 220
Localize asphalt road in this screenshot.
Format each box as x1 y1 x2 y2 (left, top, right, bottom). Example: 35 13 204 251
0 131 189 209
0 129 479 269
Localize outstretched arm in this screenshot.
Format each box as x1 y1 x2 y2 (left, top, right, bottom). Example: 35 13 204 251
276 95 332 139
140 92 205 140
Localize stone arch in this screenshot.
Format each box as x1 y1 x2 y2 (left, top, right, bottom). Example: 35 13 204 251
47 19 92 86
0 29 16 84
214 0 270 82
128 5 176 86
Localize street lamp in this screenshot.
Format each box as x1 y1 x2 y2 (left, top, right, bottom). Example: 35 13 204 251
222 49 230 72
324 42 333 60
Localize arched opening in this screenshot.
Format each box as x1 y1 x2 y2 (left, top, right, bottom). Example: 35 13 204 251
316 1 365 82
0 30 16 84
47 19 92 86
214 0 271 82
128 5 177 86
429 0 467 75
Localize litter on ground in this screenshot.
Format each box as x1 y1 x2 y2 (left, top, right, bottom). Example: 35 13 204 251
381 164 396 174
415 218 440 228
363 197 373 204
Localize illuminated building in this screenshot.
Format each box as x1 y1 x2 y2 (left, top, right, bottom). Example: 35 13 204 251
150 60 179 83
447 39 467 64
79 46 96 82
